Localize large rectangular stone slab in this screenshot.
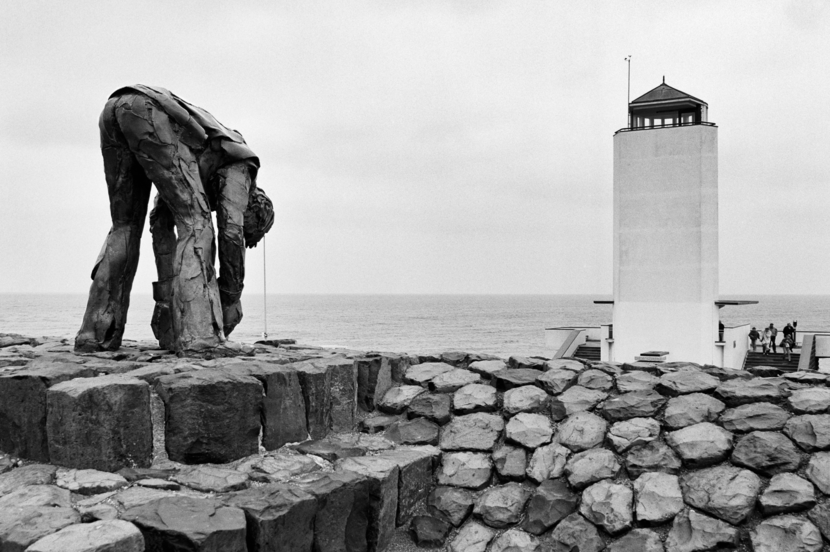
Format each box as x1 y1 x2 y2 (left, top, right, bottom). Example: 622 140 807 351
356 356 391 412
337 456 400 552
47 375 152 471
320 357 357 433
223 484 317 552
154 370 263 464
293 361 333 440
0 363 95 462
377 446 441 527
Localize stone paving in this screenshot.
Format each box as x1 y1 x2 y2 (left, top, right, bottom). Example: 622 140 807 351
2 333 830 551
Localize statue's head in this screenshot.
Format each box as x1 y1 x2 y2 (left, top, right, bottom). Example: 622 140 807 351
243 188 274 248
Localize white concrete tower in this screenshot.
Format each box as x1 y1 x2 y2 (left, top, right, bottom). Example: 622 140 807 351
612 82 718 364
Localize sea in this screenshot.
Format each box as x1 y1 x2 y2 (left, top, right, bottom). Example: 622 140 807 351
1 294 828 359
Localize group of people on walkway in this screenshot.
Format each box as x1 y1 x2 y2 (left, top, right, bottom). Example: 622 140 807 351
748 321 797 361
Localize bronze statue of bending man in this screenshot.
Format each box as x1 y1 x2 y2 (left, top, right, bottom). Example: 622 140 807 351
76 85 274 354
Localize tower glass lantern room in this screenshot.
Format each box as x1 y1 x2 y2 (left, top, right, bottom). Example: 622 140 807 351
628 81 709 129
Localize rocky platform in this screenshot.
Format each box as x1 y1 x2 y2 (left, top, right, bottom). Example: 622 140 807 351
1 333 830 551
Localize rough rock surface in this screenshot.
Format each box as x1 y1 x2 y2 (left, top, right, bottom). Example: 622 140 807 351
557 411 608 452
663 393 725 429
407 392 452 423
657 370 719 396
606 529 664 552
730 431 802 475
437 452 492 489
680 465 762 524
428 486 474 526
430 369 481 393
565 448 621 488
715 378 787 406
720 402 791 432
505 413 553 448
492 369 542 390
378 385 425 414
751 515 823 552
788 387 830 414
0 464 57 495
503 385 549 415
546 513 604 552
666 509 740 552
492 445 527 480
449 520 494 552
554 386 607 415
25 519 144 552
405 362 454 386
468 360 507 379
634 471 683 523
385 417 440 445
473 482 532 528
759 473 816 514
666 422 733 467
452 384 498 414
577 369 614 391
0 506 81 552
616 371 658 393
607 417 660 453
523 478 578 535
439 413 504 451
536 369 577 395
579 480 633 534
173 466 250 493
602 390 666 420
805 451 830 493
409 515 451 547
625 440 682 478
784 414 830 451
526 443 570 483
56 469 128 495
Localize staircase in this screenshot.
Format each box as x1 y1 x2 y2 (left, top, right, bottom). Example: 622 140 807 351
573 342 601 362
743 350 800 372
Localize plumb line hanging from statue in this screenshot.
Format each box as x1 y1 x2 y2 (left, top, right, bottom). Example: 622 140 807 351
75 85 274 355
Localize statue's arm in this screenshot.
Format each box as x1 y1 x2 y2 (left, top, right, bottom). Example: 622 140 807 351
215 162 252 337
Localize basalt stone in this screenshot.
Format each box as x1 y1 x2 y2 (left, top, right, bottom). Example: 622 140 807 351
760 473 816 515
789 387 830 414
429 486 475 527
731 431 802 475
0 484 70 509
657 371 719 396
505 413 553 449
138 478 180 490
546 513 604 552
410 515 451 547
111 487 177 512
448 520 495 552
663 393 725 429
493 445 527 480
508 356 546 371
784 414 830 451
720 402 791 432
679 465 762 524
0 506 81 552
437 452 492 489
784 372 828 384
25 519 144 552
117 467 178 483
625 440 682 478
666 509 740 552
292 471 371 552
807 502 830 541
173 466 249 493
577 369 614 391
0 464 57 496
385 417 440 446
452 384 498 414
382 353 411 383
565 448 621 488
490 529 540 552
503 385 550 415
292 360 333 439
294 439 366 462
749 365 784 377
615 371 659 393
536 369 577 395
356 355 391 412
219 362 308 449
237 453 321 483
405 362 454 386
430 369 481 393
622 361 662 373
634 471 683 524
545 359 585 372
378 385 425 414
468 360 508 379
579 480 633 534
473 482 532 528
379 446 441 526
549 399 568 422
557 411 608 452
361 414 399 434
805 452 830 493
155 370 263 464
408 393 452 424
715 378 787 406
440 413 504 451
601 390 666 421
123 496 248 552
0 456 13 475
526 443 570 483
441 351 469 367
492 369 542 390
607 417 660 453
47 375 151 471
0 363 95 462
751 516 823 552
665 422 733 467
336 456 400 552
702 366 759 380
523 478 578 535
56 469 128 495
554 386 607 415
606 529 664 552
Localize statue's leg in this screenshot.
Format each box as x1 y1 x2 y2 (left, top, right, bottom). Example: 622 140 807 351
118 96 224 352
75 97 152 352
149 195 176 349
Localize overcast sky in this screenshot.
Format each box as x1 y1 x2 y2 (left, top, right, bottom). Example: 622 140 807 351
1 0 828 296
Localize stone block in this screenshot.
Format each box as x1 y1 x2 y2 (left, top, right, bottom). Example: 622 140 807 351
0 363 95 462
379 446 441 527
293 360 333 439
223 484 318 552
356 355 391 412
0 506 80 552
155 370 263 464
25 519 144 552
337 456 400 552
0 464 57 496
123 496 247 552
46 375 151 471
382 353 411 383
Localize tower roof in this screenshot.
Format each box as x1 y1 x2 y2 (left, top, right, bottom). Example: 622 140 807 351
630 82 707 107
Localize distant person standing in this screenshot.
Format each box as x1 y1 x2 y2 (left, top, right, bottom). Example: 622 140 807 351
748 327 760 352
718 321 725 342
762 327 772 355
783 322 795 349
782 334 794 362
768 323 778 354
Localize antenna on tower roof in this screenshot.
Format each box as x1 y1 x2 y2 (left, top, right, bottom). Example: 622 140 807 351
663 75 665 84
